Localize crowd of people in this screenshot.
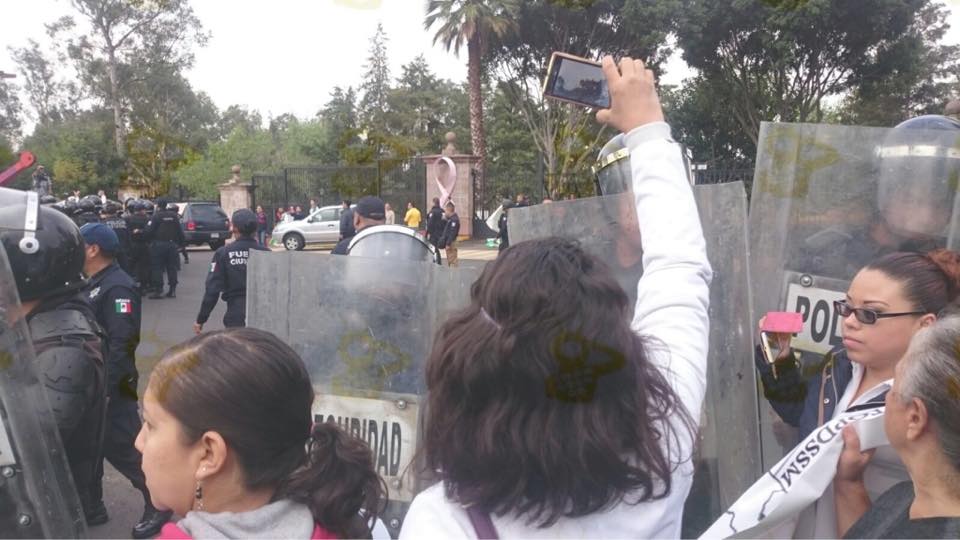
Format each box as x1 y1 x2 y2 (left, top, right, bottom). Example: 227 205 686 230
3 54 960 540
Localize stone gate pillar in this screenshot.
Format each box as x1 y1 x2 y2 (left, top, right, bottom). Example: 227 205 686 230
422 132 478 239
218 165 253 219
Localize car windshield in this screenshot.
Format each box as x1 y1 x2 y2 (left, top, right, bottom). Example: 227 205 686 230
190 204 226 222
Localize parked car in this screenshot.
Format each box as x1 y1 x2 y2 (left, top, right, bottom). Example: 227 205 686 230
272 204 347 250
174 202 230 250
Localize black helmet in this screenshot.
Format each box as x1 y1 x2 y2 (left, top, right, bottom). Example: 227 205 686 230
141 200 155 213
0 188 86 302
102 200 123 215
166 203 179 213
62 199 79 215
78 194 101 213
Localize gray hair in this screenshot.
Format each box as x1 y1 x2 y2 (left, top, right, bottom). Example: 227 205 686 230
898 314 960 471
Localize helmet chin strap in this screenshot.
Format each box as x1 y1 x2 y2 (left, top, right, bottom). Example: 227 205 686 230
19 191 40 255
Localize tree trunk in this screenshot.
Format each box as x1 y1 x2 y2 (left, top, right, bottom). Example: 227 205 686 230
467 35 486 210
106 46 126 160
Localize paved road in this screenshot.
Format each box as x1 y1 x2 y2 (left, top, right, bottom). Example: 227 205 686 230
87 242 496 537
89 246 225 539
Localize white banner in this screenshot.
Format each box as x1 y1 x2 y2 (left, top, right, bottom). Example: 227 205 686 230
700 403 889 539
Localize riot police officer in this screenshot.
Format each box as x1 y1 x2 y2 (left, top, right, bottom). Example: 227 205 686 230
79 223 172 538
145 200 185 299
0 187 107 525
194 208 268 332
101 200 132 274
76 194 102 225
167 203 189 264
125 200 152 293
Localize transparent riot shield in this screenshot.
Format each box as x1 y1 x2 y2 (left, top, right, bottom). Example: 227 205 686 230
749 121 960 468
0 242 86 537
246 251 477 536
509 182 760 537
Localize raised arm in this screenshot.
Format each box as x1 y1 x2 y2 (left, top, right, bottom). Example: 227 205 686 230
597 56 712 419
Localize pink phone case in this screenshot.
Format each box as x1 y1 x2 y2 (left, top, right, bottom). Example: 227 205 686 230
761 312 803 333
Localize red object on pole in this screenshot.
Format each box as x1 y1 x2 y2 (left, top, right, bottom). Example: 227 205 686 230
0 151 37 187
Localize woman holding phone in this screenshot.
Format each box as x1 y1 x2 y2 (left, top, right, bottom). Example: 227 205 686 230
755 249 960 537
399 56 713 538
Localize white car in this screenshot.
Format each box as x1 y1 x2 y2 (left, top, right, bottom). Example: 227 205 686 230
272 204 348 250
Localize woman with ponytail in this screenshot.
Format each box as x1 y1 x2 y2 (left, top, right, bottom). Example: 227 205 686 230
755 249 960 538
135 328 386 539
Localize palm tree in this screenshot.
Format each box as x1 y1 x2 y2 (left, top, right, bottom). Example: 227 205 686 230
425 0 518 209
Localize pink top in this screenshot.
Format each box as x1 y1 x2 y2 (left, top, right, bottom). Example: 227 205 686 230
156 522 336 539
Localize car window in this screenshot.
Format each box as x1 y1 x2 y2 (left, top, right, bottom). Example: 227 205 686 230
190 204 227 222
319 208 338 221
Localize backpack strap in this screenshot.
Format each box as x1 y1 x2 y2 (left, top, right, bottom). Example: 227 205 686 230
465 507 498 540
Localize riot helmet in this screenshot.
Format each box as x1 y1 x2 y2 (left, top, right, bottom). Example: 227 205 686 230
0 187 86 302
593 133 632 196
166 203 180 213
62 199 79 216
102 200 123 216
78 194 101 213
347 224 437 263
876 115 960 239
141 200 155 214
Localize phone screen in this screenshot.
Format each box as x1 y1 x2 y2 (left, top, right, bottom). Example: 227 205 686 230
543 54 610 109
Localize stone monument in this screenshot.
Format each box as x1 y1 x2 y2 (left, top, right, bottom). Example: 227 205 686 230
423 132 478 238
218 164 253 219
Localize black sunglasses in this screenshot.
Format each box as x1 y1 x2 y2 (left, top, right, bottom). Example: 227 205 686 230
834 300 926 325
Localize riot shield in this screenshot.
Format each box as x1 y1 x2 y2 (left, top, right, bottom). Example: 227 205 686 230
509 182 760 537
0 241 86 537
749 121 960 467
246 251 477 536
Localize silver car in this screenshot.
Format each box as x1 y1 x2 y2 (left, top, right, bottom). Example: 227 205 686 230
272 204 347 250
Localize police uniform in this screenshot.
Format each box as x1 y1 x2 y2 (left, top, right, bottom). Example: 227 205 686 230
84 263 152 508
125 207 152 291
196 210 268 328
145 205 185 297
103 214 132 274
0 192 108 525
79 223 171 537
439 210 461 267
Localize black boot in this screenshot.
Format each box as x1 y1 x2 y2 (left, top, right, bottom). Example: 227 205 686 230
132 507 173 539
165 285 176 298
84 500 109 526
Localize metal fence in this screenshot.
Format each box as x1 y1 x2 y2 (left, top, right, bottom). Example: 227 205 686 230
251 159 426 225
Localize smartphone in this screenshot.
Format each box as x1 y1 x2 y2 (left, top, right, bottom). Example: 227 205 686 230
759 331 785 365
542 52 610 109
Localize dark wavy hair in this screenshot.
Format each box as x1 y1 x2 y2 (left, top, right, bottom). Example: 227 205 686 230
151 328 386 538
422 237 695 527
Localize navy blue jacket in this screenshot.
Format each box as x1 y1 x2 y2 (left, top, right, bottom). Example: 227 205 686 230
85 263 141 401
754 346 886 440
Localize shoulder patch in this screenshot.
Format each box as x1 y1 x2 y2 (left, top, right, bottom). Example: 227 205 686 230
89 286 101 300
210 262 217 273
114 298 133 314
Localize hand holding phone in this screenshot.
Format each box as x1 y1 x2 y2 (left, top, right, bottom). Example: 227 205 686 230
758 312 803 376
542 52 610 109
595 56 664 134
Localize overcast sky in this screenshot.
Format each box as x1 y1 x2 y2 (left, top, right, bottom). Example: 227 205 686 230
3 0 960 127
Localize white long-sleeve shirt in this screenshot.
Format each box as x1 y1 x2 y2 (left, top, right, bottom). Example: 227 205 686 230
399 122 713 539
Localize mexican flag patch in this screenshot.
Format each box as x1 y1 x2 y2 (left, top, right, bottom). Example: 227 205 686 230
115 298 132 314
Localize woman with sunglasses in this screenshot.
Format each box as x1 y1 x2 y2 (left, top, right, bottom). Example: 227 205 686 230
755 249 960 538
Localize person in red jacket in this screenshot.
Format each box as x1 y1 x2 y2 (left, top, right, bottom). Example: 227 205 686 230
137 328 385 539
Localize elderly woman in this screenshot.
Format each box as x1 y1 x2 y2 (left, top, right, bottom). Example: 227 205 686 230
835 311 960 538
